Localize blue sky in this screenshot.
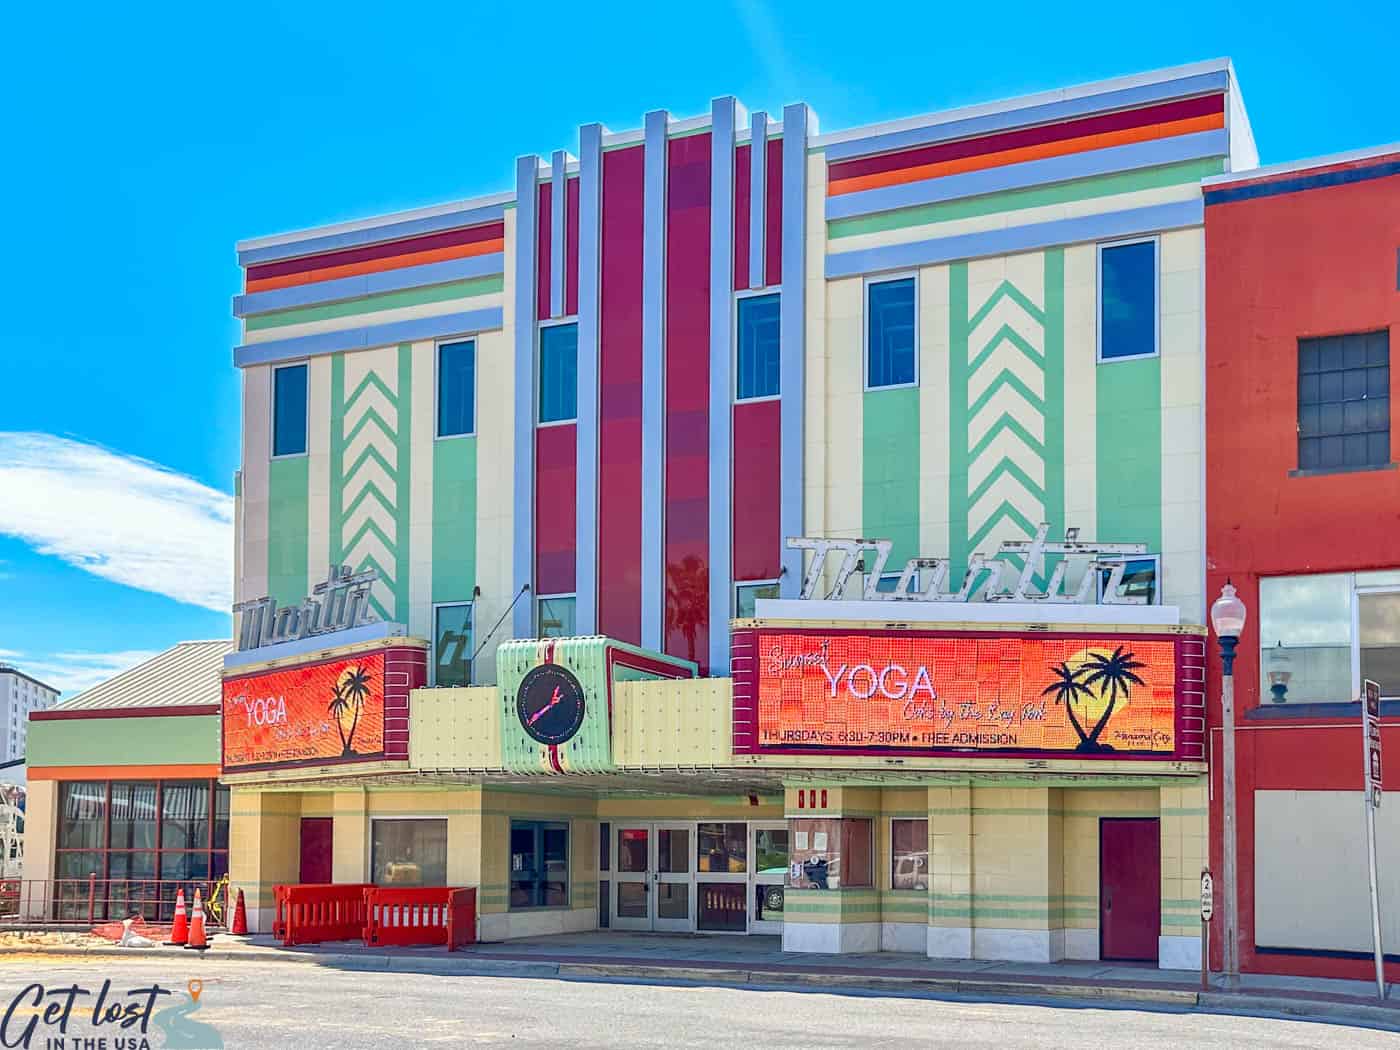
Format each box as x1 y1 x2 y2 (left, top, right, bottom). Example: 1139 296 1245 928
1 1 1396 694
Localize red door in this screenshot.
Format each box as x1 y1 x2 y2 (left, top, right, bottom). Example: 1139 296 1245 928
299 818 334 883
1099 818 1160 962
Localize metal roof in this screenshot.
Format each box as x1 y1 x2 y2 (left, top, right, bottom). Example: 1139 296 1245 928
52 640 233 711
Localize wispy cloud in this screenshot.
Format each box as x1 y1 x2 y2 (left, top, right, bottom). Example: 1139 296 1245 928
0 432 233 612
15 650 162 697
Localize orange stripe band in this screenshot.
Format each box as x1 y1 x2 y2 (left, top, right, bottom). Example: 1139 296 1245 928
828 112 1225 196
245 237 506 292
27 763 222 781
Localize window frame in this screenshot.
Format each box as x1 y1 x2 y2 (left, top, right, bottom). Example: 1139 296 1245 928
1354 582 1400 701
270 361 310 459
1294 328 1391 474
368 815 450 887
1096 236 1160 364
434 337 478 440
863 272 920 392
1094 554 1164 606
430 600 475 687
733 289 782 404
536 592 578 638
734 579 781 619
537 317 580 427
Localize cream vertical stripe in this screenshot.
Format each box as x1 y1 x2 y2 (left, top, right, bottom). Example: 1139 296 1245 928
1062 243 1097 588
919 264 951 561
408 338 436 639
240 365 271 602
306 354 332 594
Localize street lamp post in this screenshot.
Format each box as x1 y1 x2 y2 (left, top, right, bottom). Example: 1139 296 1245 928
1211 581 1247 992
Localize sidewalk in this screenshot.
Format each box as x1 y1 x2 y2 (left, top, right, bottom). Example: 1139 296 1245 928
6 929 1396 1029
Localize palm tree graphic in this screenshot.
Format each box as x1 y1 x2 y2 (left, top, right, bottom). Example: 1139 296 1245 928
1041 661 1094 749
326 664 374 757
1078 645 1147 752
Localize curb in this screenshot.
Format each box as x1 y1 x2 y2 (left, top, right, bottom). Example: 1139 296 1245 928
5 945 1396 1027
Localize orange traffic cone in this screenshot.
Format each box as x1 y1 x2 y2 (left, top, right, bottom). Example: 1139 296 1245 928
165 888 189 946
184 889 209 951
231 889 249 936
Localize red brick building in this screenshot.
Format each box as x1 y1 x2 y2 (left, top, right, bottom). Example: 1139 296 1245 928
1204 145 1400 980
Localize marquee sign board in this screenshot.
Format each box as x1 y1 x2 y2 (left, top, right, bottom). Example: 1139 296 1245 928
789 523 1148 604
731 625 1204 762
222 652 386 772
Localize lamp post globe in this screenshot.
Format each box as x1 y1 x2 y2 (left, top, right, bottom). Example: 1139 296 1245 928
1211 582 1248 640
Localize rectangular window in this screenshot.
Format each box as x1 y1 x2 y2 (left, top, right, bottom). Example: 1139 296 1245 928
891 819 928 890
510 820 569 909
1259 571 1400 704
159 781 210 850
1098 240 1157 361
433 603 473 687
437 339 476 437
371 819 448 886
539 323 578 423
272 363 308 456
1297 330 1390 472
866 277 917 388
1097 555 1162 605
537 595 576 638
735 581 780 619
736 293 781 400
697 822 748 873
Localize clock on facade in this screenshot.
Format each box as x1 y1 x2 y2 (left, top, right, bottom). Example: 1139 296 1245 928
515 663 587 746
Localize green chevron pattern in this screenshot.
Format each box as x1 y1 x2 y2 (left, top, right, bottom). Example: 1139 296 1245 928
949 252 1064 586
329 345 412 621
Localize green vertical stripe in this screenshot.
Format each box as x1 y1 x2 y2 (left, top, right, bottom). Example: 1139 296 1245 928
432 437 477 602
948 262 971 581
1041 249 1067 583
1096 356 1162 550
862 386 921 570
267 456 309 606
394 344 413 620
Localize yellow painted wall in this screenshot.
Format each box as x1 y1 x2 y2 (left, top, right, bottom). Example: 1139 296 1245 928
409 686 500 769
613 677 732 767
228 788 302 912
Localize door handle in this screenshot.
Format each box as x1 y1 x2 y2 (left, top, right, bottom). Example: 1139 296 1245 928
1105 893 1112 911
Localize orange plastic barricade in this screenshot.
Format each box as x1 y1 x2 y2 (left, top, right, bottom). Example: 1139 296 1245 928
276 884 374 946
446 888 477 951
363 887 462 948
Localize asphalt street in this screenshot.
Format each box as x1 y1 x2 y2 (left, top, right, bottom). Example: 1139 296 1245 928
0 956 1393 1050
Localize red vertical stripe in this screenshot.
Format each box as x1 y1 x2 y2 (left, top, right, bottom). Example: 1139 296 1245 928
664 133 712 672
764 137 783 288
566 177 580 317
535 424 577 595
536 182 552 321
732 400 782 581
597 146 646 644
732 143 751 291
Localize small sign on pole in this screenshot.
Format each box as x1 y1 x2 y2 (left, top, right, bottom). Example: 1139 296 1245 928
1361 680 1385 1000
1200 868 1213 991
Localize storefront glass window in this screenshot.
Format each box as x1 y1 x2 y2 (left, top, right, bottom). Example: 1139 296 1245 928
697 823 747 873
788 818 872 889
509 820 569 909
160 782 209 850
433 603 473 686
371 819 448 886
538 596 576 638
58 782 106 849
109 783 157 850
754 828 789 876
1256 572 1400 702
891 819 929 890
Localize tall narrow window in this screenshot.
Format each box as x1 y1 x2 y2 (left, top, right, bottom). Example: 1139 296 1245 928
1098 240 1157 361
272 363 308 456
867 277 916 388
736 293 780 400
433 603 473 687
437 340 476 437
538 595 576 638
539 323 578 423
1297 330 1390 472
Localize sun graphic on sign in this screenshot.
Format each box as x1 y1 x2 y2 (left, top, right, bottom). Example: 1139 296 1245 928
327 663 374 757
1040 646 1147 753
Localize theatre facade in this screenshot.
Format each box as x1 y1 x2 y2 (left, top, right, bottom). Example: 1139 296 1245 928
222 59 1254 965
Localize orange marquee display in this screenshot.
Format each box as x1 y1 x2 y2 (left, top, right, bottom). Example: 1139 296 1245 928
744 630 1183 756
222 652 385 771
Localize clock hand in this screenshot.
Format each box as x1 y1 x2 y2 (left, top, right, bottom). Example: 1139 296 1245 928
528 687 564 726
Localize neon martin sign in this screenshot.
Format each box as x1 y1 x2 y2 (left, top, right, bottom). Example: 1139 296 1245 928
233 564 379 651
788 524 1149 605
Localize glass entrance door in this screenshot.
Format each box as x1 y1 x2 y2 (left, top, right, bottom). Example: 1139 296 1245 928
750 822 789 934
613 826 652 930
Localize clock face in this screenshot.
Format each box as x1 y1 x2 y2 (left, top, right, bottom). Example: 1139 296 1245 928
516 664 587 746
